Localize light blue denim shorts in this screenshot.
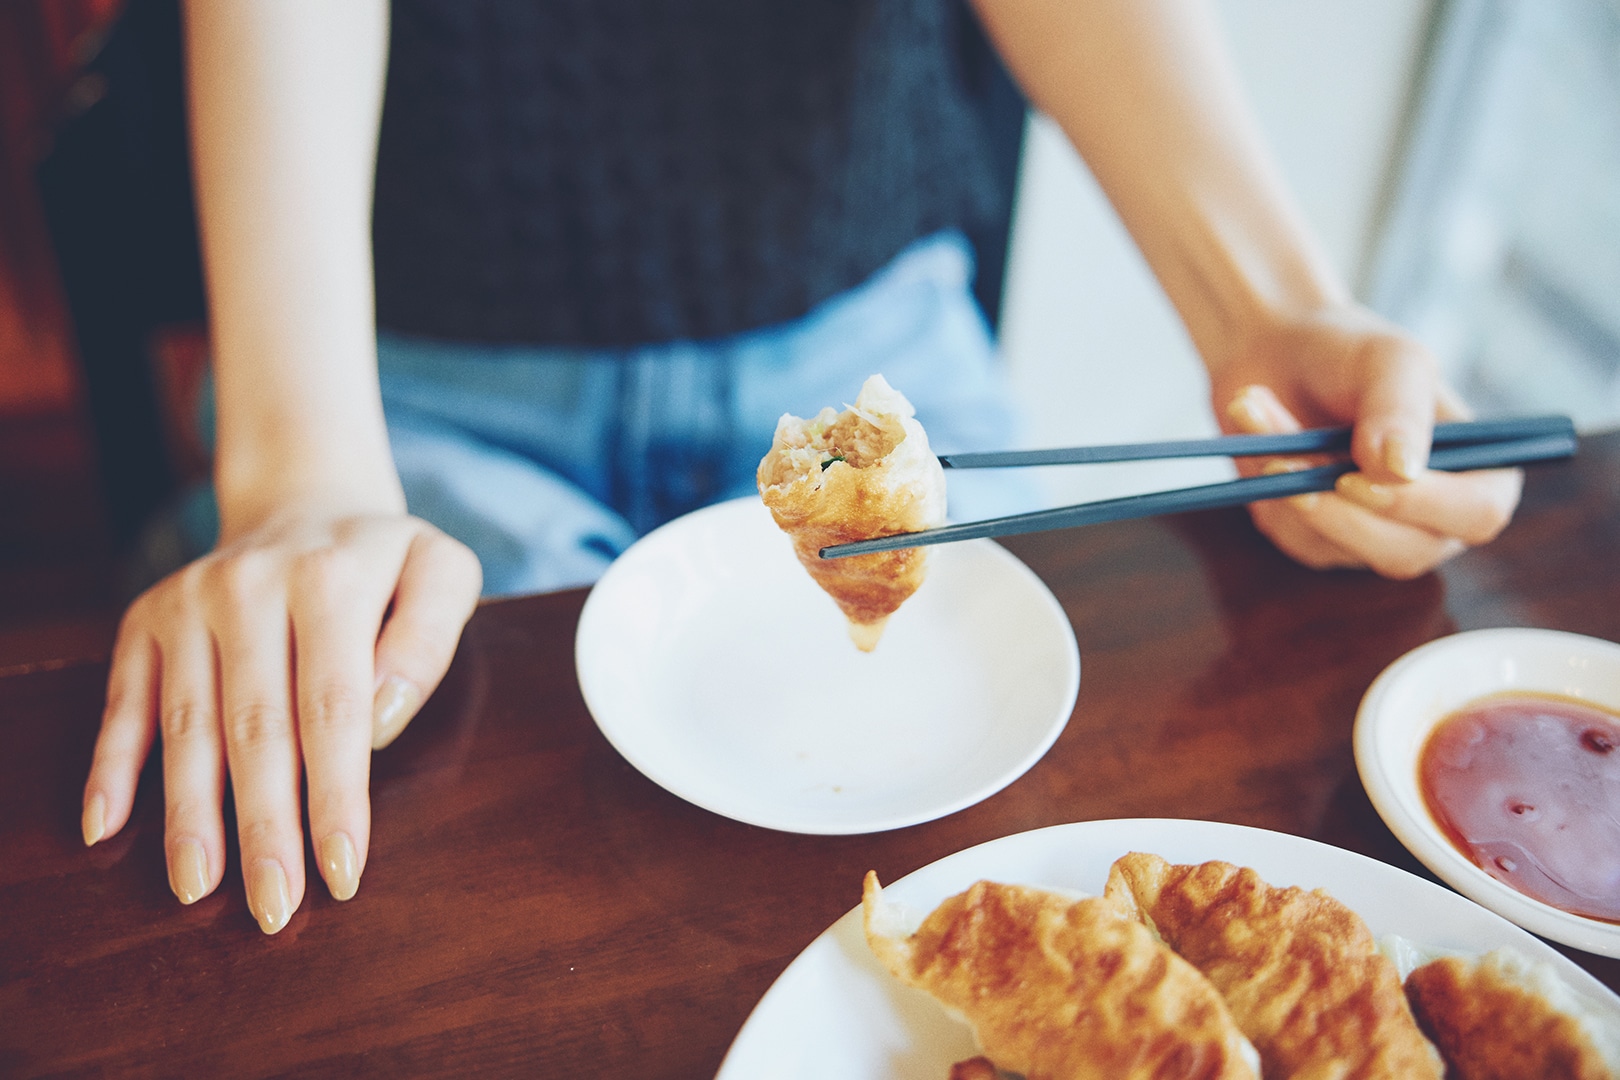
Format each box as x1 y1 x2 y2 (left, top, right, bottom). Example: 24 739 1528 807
172 232 1034 597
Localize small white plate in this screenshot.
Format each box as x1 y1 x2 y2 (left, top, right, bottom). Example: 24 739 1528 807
1355 627 1620 956
574 497 1080 835
716 818 1620 1078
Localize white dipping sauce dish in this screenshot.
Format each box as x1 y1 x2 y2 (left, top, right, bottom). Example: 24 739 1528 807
1355 627 1620 957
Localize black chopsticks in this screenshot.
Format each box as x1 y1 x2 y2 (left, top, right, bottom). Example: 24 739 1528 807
935 414 1574 469
819 417 1576 559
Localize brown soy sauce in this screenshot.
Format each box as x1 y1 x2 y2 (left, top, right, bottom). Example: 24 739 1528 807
1419 691 1620 923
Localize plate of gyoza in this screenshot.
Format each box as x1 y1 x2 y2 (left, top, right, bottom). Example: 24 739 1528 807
717 818 1620 1080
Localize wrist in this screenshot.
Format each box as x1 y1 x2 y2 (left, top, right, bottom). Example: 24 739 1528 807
1171 217 1350 382
215 443 405 540
209 338 404 536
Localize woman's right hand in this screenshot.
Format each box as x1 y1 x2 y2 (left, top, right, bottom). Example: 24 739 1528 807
81 508 481 933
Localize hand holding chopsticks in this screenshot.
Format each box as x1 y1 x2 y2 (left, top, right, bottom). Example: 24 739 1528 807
819 416 1575 559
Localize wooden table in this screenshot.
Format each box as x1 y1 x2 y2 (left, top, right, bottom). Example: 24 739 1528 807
4 432 1618 1078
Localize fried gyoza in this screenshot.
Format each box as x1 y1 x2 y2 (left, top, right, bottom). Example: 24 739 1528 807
756 375 945 651
1104 853 1442 1079
862 872 1261 1080
1404 950 1620 1080
948 1058 1004 1080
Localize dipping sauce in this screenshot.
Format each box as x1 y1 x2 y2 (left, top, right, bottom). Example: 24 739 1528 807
1420 692 1620 922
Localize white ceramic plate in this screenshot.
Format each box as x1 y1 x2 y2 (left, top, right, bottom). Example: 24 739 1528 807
574 497 1080 835
1355 627 1620 956
716 817 1620 1079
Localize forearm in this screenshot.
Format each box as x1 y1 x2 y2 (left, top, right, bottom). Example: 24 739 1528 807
185 0 398 536
970 0 1347 370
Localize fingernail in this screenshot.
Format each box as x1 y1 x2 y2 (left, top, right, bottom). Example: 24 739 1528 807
319 832 360 902
372 676 423 750
1337 473 1398 509
169 838 209 905
1226 387 1267 432
82 793 106 846
1262 458 1319 509
1384 434 1425 481
247 860 292 935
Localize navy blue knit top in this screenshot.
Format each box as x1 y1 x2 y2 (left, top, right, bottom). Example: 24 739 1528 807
371 0 1024 347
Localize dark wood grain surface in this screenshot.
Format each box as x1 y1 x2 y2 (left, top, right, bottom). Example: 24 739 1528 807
4 432 1618 1078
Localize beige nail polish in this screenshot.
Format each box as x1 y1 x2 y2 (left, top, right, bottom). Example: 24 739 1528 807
1384 434 1425 481
372 675 423 750
1258 459 1319 509
319 832 360 902
247 860 292 935
1337 473 1397 509
1225 388 1266 433
169 839 210 905
82 793 106 847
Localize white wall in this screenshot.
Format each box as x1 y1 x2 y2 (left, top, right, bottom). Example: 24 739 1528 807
997 1 1437 505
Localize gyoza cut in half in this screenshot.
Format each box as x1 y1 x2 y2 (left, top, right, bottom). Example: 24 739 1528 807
756 374 946 651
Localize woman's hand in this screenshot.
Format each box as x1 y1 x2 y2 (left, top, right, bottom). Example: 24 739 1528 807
81 509 481 933
967 2 1522 576
1207 303 1522 579
101 0 458 933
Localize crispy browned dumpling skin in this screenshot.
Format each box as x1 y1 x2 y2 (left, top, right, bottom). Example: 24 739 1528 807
1104 853 1442 1080
948 1057 1003 1080
863 872 1260 1080
1405 953 1617 1080
757 375 945 651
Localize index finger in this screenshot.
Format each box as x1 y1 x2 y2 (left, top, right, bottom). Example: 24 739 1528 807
1348 334 1439 484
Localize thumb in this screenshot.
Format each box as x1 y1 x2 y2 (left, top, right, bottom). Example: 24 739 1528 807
371 527 483 750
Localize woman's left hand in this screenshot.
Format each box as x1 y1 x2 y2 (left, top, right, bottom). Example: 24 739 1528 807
1206 303 1523 579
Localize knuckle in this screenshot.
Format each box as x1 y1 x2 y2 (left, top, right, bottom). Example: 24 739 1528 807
1358 325 1434 372
290 546 358 602
103 678 152 726
139 570 198 624
423 528 483 584
120 588 158 628
235 815 284 853
161 699 214 743
166 797 217 832
204 550 278 606
225 700 294 748
300 682 367 735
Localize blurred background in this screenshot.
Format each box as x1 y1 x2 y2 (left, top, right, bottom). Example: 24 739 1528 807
2 0 1616 665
